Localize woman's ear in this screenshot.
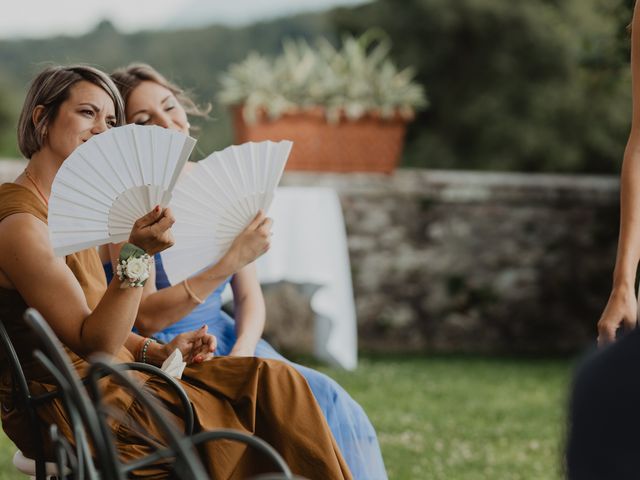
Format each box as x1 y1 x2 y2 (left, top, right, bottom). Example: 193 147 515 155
32 105 46 136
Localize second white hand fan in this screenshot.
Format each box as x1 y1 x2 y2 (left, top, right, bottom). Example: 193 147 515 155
48 124 196 256
160 140 292 284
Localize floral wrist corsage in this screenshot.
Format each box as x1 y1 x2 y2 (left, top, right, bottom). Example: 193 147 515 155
116 243 152 288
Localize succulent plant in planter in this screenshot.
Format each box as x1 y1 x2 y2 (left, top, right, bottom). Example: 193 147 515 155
218 30 428 173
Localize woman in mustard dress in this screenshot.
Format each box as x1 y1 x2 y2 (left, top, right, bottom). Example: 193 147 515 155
0 64 352 479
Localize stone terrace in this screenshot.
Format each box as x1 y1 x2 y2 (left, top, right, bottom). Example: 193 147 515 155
1 160 619 354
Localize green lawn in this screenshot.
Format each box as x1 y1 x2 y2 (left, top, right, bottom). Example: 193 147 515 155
0 355 574 479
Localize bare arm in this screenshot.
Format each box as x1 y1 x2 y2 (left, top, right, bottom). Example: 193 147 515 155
0 207 174 357
119 210 272 337
598 5 640 344
124 328 217 365
228 263 266 357
110 240 234 336
2 214 141 357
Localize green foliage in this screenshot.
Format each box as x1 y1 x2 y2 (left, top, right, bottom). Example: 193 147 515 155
333 0 634 172
0 15 337 158
316 355 573 479
218 31 427 124
0 85 19 158
290 354 573 479
0 1 635 172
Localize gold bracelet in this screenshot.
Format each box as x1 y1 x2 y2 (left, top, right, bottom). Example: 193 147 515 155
183 278 204 305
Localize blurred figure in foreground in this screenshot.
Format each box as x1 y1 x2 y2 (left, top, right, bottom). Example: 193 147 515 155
567 330 640 479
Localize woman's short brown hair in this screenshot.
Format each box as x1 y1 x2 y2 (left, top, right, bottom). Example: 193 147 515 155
111 63 210 118
17 65 125 159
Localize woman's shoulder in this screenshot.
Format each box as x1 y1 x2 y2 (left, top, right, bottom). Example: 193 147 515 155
0 184 50 275
0 183 47 224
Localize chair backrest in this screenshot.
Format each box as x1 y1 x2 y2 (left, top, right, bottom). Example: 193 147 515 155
25 308 209 479
87 358 294 479
48 423 76 478
25 307 294 480
88 357 211 480
23 308 118 480
106 360 195 436
0 313 59 480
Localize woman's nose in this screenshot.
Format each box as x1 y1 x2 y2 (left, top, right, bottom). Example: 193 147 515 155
91 118 109 134
156 113 172 129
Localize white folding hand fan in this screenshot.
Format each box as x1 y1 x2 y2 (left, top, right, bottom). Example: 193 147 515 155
48 124 196 256
160 140 292 284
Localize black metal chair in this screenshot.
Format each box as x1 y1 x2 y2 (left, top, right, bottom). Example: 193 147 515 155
86 356 294 479
48 423 79 479
24 308 295 480
30 346 101 479
0 308 194 479
0 315 61 479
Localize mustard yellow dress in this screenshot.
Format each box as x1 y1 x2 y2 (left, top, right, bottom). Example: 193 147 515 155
0 183 352 479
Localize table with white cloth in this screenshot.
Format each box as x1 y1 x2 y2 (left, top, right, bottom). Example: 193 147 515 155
223 186 358 370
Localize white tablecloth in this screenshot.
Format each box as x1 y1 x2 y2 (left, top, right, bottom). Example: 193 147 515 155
261 186 358 369
223 186 358 370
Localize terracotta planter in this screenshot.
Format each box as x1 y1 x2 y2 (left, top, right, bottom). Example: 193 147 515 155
232 106 408 174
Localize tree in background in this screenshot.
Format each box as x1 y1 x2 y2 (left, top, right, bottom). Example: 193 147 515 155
0 0 635 172
0 16 338 159
333 0 634 172
0 85 19 157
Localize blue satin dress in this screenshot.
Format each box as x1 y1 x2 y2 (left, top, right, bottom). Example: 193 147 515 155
105 255 387 479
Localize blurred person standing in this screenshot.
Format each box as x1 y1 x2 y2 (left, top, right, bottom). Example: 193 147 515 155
597 1 640 345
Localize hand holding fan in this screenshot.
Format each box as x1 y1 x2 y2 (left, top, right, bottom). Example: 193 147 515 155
160 140 292 284
48 124 196 256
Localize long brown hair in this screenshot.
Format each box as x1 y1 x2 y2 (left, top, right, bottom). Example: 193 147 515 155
110 63 210 118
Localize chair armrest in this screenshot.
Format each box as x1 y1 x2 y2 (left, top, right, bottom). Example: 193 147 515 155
189 429 292 478
84 362 194 436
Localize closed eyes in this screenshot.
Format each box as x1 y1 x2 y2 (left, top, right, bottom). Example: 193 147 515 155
134 115 151 125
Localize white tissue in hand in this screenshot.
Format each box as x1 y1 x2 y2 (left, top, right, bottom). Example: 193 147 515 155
161 348 187 379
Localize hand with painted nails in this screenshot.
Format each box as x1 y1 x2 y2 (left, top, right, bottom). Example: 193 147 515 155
164 324 217 364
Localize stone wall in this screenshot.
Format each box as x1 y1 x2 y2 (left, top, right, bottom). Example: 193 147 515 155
0 160 620 354
279 170 619 355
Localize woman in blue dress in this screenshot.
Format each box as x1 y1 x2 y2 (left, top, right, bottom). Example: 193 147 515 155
101 63 387 479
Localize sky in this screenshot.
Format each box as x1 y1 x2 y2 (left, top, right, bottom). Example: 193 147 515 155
0 0 372 40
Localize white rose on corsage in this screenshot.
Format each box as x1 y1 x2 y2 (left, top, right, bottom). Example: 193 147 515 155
116 253 152 288
125 256 150 281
